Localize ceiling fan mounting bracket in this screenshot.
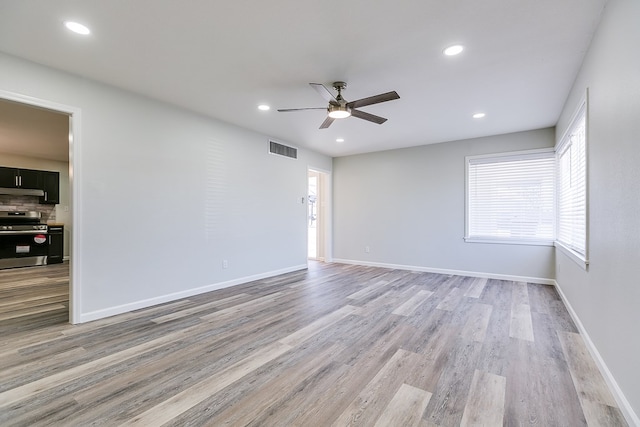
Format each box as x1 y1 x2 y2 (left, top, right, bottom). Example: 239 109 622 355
332 81 347 91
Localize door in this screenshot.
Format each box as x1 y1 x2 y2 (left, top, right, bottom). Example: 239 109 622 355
0 167 18 187
308 170 319 259
47 226 64 264
308 169 329 260
0 167 41 189
19 169 42 189
41 171 60 204
0 233 49 259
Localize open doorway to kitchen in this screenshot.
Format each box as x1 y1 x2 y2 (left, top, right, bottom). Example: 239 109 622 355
0 90 80 325
308 168 329 260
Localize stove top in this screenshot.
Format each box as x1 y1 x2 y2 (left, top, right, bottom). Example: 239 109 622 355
0 211 47 234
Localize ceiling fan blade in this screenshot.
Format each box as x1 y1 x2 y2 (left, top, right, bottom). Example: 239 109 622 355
347 91 400 109
310 83 337 103
319 116 335 129
277 107 326 112
351 109 388 125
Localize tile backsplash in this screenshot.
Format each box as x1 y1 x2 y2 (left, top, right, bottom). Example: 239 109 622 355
0 195 56 222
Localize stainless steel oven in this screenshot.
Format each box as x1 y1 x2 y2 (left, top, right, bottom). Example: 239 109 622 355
0 211 49 269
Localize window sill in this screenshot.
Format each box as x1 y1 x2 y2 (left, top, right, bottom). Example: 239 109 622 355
464 237 554 247
555 241 589 270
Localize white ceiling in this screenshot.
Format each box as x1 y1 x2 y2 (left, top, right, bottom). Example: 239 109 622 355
0 0 607 158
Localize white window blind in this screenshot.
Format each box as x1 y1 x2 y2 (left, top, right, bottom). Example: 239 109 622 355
466 150 555 243
557 105 586 256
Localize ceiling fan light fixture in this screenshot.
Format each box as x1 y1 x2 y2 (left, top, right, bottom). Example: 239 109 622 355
278 82 398 129
328 105 351 119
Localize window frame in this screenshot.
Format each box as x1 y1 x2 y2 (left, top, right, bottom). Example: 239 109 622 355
465 147 556 246
555 92 589 269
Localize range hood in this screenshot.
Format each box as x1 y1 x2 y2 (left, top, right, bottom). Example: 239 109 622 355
0 187 45 196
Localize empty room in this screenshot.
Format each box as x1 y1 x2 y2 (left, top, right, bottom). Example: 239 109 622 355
0 0 638 425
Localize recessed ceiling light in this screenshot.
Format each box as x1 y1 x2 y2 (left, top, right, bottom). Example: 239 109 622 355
336 138 345 143
473 112 486 119
443 45 464 56
64 21 91 35
258 104 270 111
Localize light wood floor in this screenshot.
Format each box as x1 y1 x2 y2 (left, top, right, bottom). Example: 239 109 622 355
0 262 627 426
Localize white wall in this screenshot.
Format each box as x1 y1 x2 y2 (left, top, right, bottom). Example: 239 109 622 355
333 128 555 282
555 0 640 422
0 153 71 258
0 52 331 321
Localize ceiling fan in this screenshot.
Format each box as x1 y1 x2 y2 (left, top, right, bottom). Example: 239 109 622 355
277 82 400 129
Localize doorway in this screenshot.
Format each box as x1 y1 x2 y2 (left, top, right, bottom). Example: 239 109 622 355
0 89 79 324
308 168 330 261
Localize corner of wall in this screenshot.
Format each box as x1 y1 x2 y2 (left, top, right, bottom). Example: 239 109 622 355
554 279 640 426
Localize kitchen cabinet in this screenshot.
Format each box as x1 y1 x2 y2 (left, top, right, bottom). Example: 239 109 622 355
0 166 60 204
0 168 14 187
0 166 42 189
47 225 64 264
39 171 60 204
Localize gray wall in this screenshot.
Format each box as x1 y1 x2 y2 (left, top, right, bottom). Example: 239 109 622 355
0 52 331 321
333 128 555 281
555 0 640 421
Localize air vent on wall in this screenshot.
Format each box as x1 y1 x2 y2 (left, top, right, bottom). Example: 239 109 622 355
269 140 297 159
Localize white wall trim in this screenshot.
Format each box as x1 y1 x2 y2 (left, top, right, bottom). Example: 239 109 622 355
554 281 640 427
332 258 555 285
79 264 307 323
0 89 82 325
554 241 589 270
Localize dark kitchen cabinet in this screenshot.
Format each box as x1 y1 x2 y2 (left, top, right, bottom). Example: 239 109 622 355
0 167 17 187
47 225 64 264
19 169 41 189
0 167 41 189
39 171 60 204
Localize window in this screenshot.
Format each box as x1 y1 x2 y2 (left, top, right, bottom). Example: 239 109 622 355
466 149 555 244
556 101 587 261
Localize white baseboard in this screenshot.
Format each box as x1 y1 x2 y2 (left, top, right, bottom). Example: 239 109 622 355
332 258 555 285
554 280 639 427
78 264 308 323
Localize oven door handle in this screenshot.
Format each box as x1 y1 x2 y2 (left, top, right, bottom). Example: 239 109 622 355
0 230 49 235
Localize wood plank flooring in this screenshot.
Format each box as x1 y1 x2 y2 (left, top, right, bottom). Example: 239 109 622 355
0 263 68 330
0 262 628 426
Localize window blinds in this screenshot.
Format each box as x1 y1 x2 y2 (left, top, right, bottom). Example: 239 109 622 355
467 151 555 242
557 110 586 255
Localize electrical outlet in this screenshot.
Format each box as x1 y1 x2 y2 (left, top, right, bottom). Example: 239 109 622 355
223 260 228 269
365 246 370 253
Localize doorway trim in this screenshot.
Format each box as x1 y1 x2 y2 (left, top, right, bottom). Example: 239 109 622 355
0 89 82 324
307 166 332 263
